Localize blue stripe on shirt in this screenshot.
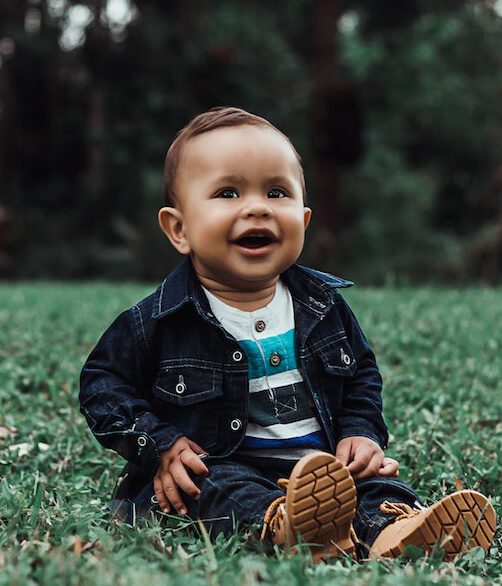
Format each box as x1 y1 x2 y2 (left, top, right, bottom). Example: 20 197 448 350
238 329 297 380
239 430 326 450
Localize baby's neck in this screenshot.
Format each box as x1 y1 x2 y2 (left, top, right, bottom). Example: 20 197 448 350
209 287 276 311
197 276 277 312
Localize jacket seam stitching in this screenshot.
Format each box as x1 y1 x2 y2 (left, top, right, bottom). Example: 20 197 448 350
133 305 150 352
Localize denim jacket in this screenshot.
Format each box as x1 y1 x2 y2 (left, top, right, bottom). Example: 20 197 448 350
80 258 388 478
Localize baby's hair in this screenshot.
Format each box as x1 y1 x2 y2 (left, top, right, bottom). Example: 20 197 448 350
163 106 306 207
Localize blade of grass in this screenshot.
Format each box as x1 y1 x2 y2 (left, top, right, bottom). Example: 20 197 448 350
197 519 218 573
30 471 44 530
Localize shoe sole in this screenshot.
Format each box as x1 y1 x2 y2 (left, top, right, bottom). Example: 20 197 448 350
285 452 357 560
379 490 497 561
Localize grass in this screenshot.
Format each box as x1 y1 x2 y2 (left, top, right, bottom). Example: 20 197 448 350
0 282 500 585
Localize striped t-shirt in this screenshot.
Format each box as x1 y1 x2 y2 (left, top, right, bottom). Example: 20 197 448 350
202 280 327 462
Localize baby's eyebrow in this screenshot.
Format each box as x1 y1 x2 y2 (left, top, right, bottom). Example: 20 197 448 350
212 175 294 187
266 175 294 186
213 174 249 186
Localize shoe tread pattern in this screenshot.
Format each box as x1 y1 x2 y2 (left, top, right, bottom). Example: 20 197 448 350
390 490 496 561
286 453 357 557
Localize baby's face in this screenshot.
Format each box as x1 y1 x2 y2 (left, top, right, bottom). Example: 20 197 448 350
161 125 311 291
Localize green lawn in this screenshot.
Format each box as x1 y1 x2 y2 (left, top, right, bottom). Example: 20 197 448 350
0 283 500 585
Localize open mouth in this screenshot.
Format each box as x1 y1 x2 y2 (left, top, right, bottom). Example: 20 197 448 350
233 234 276 249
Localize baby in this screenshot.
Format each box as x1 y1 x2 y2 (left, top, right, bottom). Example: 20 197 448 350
80 106 496 561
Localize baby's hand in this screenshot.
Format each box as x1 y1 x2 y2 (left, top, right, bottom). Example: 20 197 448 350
335 436 398 479
379 456 399 477
153 436 209 515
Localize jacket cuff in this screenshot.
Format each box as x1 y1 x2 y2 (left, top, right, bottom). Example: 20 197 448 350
132 412 184 476
90 412 183 477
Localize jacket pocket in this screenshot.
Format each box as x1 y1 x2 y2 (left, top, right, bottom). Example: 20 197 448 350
153 361 223 406
316 338 357 425
319 338 357 377
152 361 224 452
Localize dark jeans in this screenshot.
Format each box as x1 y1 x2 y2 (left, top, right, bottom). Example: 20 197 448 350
110 457 423 550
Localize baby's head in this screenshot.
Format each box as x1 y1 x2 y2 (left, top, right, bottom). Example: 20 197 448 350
163 106 307 207
158 106 312 293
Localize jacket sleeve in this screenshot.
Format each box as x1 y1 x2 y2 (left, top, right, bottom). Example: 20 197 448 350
335 296 389 449
79 307 184 476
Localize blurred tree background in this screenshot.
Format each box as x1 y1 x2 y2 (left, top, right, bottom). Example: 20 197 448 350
0 0 501 284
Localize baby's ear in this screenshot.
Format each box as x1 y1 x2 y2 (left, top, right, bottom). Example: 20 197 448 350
304 206 312 230
158 207 191 255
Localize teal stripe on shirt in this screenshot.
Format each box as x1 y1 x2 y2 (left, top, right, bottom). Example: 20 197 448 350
238 329 297 380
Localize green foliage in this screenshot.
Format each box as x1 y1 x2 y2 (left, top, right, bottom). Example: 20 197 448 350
0 0 309 281
336 5 502 284
0 283 501 584
1 1 502 282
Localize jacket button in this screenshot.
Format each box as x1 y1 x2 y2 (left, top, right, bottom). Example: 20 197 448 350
232 350 243 362
341 348 352 365
137 435 147 447
175 382 186 394
255 320 266 333
269 352 281 367
230 418 242 431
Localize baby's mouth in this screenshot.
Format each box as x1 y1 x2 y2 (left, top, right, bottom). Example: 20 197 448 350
233 235 275 249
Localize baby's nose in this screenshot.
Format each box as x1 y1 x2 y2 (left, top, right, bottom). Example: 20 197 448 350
242 197 273 217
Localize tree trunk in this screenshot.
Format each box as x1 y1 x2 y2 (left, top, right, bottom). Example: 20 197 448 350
309 0 340 270
86 0 107 206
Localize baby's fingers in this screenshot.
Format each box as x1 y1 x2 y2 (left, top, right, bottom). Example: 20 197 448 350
181 446 209 477
153 475 170 513
379 457 399 477
347 450 372 476
354 452 382 479
170 460 201 504
160 470 188 515
335 439 352 467
351 452 382 479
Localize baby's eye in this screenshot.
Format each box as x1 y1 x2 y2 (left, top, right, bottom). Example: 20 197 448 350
268 188 287 198
217 189 239 199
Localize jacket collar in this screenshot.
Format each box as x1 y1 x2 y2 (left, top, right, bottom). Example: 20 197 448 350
151 257 353 320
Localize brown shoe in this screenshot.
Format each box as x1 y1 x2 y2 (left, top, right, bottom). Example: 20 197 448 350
261 452 357 562
369 490 497 561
